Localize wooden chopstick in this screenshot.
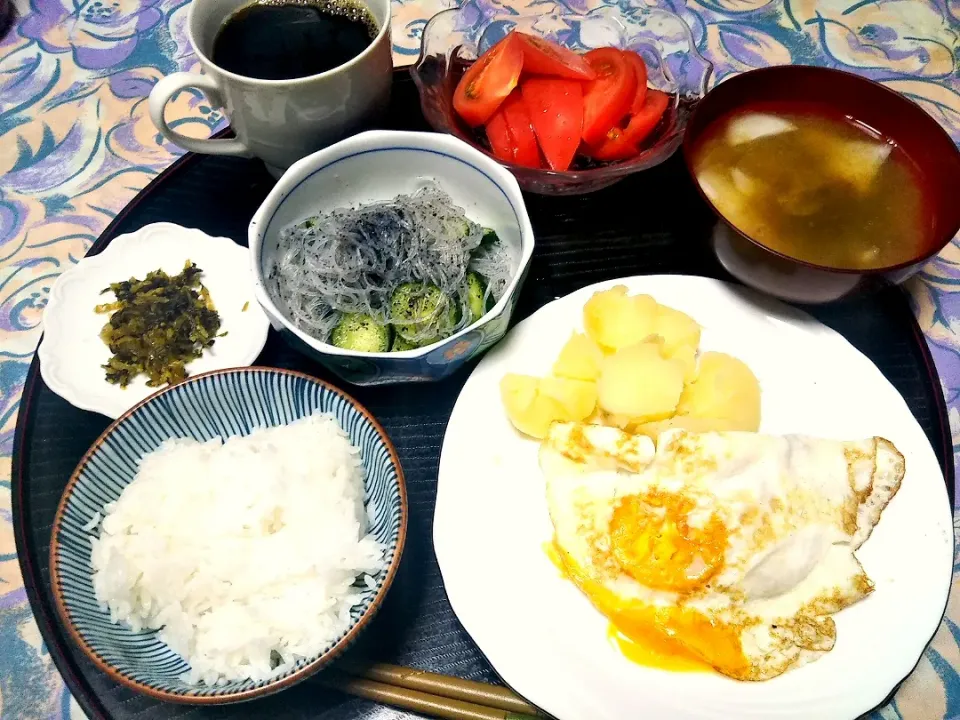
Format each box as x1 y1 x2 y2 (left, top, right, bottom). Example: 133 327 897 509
347 663 545 716
321 664 547 720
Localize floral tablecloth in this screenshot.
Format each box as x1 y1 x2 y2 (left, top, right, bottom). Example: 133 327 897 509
1 0 959 718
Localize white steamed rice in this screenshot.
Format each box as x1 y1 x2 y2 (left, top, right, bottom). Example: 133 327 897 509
89 413 385 686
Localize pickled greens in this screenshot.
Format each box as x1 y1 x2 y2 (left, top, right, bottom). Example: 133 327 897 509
95 262 221 388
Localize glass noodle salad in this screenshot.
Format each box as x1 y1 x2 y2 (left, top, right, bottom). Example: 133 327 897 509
267 184 516 352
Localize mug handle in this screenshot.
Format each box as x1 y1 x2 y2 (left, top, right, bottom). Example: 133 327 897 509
148 73 251 156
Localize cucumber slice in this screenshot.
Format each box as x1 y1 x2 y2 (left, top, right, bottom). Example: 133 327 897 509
480 228 500 249
330 313 391 353
390 283 459 343
390 334 420 352
465 271 493 323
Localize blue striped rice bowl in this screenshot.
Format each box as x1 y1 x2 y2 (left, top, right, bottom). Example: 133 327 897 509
50 367 407 703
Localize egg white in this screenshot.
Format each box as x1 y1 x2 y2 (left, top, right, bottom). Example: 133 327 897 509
541 423 904 680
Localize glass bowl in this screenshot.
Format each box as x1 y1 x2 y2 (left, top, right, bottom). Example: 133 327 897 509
410 5 712 196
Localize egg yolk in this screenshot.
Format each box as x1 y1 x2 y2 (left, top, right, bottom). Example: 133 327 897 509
549 539 747 674
609 491 727 593
547 506 749 677
543 540 567 577
606 600 746 676
607 623 708 672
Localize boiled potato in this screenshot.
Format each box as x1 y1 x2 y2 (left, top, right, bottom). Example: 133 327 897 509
654 305 701 356
634 416 738 440
675 351 761 431
583 408 607 426
665 343 697 384
583 286 658 351
500 372 539 419
553 332 604 381
500 373 567 439
501 374 596 438
636 335 695 383
603 412 634 430
540 376 597 421
597 343 684 422
501 294 763 442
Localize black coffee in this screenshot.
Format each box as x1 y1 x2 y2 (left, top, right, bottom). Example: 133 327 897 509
212 0 378 81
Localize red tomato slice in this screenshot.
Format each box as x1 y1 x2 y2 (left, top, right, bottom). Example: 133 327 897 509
454 34 524 127
623 51 649 114
485 110 515 163
514 32 596 81
500 91 542 168
620 89 670 145
587 89 671 162
580 47 637 147
521 77 583 171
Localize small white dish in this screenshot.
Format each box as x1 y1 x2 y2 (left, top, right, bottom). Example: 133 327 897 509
435 274 953 720
39 223 269 419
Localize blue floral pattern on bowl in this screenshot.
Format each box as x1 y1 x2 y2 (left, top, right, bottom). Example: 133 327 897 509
49 367 407 704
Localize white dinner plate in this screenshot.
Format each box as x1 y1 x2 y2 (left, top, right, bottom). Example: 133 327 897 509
435 275 953 720
39 223 269 419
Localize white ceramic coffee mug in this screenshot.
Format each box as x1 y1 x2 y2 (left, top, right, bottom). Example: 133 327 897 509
148 0 392 174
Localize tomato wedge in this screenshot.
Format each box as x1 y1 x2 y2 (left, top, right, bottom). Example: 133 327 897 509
485 110 514 163
587 89 671 162
521 77 583 171
483 92 542 168
500 91 542 168
514 32 596 81
580 47 637 147
454 34 524 127
623 51 649 114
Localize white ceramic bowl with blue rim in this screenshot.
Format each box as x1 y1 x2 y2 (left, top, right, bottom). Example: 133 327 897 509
49 367 407 704
248 130 535 386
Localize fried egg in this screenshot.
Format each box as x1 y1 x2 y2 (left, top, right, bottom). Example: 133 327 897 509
541 422 905 680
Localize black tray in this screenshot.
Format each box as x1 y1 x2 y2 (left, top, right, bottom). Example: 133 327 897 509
13 71 955 720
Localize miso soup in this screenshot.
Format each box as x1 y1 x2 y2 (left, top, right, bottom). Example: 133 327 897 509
690 103 931 270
